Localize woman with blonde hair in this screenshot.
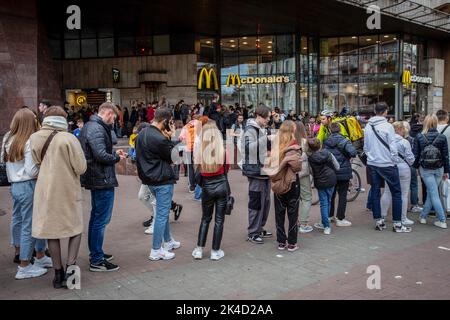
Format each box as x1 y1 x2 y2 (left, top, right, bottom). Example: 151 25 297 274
1 108 52 280
192 120 230 260
30 106 87 288
264 120 302 251
381 121 415 225
413 114 449 229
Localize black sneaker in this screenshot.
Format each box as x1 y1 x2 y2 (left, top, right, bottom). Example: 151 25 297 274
447 214 450 220
393 224 412 233
104 254 114 262
260 230 273 238
143 216 154 228
247 235 264 244
173 204 183 221
89 259 119 272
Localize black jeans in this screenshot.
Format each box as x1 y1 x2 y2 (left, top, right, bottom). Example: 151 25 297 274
198 175 228 251
330 180 350 220
274 178 300 245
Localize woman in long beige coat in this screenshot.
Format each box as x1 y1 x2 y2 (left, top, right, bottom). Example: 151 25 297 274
30 106 87 289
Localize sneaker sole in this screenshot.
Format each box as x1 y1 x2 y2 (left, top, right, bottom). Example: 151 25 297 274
89 266 120 272
247 239 264 244
192 256 203 260
148 255 175 261
15 272 48 280
336 224 352 227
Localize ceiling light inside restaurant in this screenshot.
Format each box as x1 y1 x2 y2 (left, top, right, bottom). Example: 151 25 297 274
243 42 248 45
230 39 235 43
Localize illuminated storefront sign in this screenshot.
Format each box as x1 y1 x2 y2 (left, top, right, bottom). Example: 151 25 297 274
226 74 290 87
76 95 86 106
198 67 219 90
402 70 432 89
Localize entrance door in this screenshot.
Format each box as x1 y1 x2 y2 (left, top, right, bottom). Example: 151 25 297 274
145 83 160 103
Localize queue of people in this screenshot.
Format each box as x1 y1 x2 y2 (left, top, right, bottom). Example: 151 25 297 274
2 96 450 291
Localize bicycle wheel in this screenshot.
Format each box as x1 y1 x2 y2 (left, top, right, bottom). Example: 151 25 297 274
347 169 361 202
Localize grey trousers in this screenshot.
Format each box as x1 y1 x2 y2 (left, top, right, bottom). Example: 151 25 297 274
247 178 271 237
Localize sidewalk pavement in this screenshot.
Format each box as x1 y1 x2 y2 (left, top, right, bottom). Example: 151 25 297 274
0 169 449 300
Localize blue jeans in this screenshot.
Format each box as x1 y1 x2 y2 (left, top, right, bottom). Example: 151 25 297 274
318 187 334 228
410 166 419 206
366 187 373 211
368 165 402 222
10 180 46 261
88 188 115 264
148 184 174 250
194 185 202 200
420 167 446 222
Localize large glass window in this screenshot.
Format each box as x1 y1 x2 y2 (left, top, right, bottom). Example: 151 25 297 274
81 39 97 58
64 40 80 59
153 35 170 55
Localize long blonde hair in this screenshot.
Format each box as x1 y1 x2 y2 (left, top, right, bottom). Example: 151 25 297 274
277 120 296 161
198 121 225 173
6 108 39 162
422 114 438 135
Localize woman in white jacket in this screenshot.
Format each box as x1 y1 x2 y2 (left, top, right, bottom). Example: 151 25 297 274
1 108 53 280
295 122 313 233
380 121 415 225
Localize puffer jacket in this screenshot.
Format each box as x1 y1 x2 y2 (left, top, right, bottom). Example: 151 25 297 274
136 125 176 186
308 149 340 189
413 128 449 173
264 143 302 195
324 133 357 181
79 115 120 190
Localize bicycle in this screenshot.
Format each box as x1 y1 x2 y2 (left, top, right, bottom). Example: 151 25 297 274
311 162 362 205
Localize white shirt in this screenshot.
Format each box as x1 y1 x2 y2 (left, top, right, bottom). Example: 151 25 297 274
2 134 39 183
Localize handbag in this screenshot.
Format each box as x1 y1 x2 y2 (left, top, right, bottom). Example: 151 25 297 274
223 161 234 216
1 135 11 187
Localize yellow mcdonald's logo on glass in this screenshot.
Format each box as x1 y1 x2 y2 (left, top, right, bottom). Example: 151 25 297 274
402 70 412 89
198 67 219 90
226 74 242 87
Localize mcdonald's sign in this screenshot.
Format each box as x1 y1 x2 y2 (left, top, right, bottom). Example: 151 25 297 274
226 74 242 87
402 70 432 89
402 70 412 89
197 67 219 91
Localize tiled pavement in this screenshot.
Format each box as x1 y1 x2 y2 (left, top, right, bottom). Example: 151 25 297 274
0 167 449 300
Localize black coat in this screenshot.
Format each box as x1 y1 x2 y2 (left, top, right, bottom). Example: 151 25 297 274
79 115 120 190
324 133 357 181
413 128 450 173
136 125 177 186
308 150 338 189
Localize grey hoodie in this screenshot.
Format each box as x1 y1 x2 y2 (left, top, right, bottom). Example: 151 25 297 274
241 118 269 178
364 116 400 167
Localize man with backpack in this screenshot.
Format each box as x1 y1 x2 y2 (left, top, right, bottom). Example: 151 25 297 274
364 102 411 233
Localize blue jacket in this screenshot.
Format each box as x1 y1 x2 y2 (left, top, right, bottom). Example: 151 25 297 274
324 133 357 181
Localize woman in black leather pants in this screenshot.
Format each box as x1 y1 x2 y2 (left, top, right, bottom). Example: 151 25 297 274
192 121 229 261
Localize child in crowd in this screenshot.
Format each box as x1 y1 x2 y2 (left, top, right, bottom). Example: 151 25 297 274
128 126 138 161
73 119 84 138
308 138 340 235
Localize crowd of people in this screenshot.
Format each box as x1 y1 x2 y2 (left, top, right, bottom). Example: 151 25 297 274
1 94 449 290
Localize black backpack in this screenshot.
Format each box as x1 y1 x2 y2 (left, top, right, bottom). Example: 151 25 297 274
420 135 442 169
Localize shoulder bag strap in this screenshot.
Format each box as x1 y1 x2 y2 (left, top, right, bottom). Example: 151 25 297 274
370 124 407 163
441 124 450 135
40 130 59 162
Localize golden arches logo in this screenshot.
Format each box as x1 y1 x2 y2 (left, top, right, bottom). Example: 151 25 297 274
76 96 86 106
402 70 412 89
197 67 219 90
226 74 241 87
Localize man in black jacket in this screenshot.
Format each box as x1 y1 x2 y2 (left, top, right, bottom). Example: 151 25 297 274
136 108 180 261
79 102 126 272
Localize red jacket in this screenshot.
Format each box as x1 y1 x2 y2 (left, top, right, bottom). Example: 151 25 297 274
147 107 155 122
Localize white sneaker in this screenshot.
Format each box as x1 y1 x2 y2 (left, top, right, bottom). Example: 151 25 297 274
149 248 175 261
419 218 427 225
164 239 181 251
324 227 331 235
299 225 313 233
411 206 423 213
434 221 448 229
314 223 325 230
15 264 48 280
33 255 53 268
402 218 415 226
210 250 225 261
144 223 154 235
192 247 203 260
336 219 352 227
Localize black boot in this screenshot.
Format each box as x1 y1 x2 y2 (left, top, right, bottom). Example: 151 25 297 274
53 269 66 289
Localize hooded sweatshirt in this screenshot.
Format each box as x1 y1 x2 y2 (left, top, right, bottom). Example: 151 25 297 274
364 116 399 167
394 134 415 167
241 118 269 179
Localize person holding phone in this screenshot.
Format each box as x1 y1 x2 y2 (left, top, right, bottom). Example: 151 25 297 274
136 108 181 261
